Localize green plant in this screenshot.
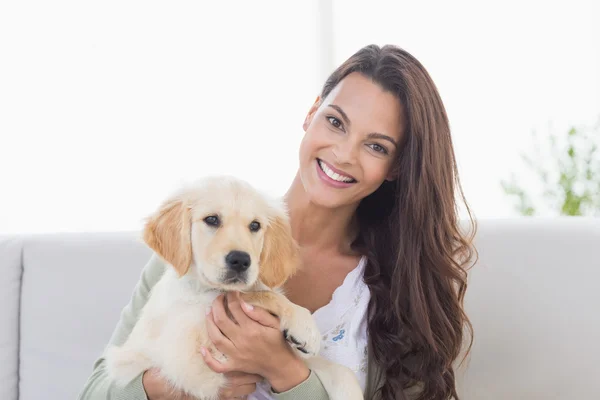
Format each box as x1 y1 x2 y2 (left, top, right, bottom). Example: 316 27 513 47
501 120 600 216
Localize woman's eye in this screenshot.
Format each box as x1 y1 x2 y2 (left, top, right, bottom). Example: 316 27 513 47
249 220 261 232
369 143 388 154
203 215 220 227
327 116 343 129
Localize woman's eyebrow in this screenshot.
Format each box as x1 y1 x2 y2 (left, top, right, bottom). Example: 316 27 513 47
367 132 398 147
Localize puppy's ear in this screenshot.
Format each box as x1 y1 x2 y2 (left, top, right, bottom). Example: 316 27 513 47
143 197 192 277
259 212 300 288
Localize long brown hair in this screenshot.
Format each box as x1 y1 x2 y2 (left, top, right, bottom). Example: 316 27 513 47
320 44 477 399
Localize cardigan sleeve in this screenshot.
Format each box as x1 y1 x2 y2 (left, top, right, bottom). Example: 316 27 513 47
271 370 330 400
77 254 166 400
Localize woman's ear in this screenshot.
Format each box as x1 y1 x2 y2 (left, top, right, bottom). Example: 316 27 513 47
302 96 321 132
259 212 300 288
143 197 193 277
385 160 401 182
385 170 397 182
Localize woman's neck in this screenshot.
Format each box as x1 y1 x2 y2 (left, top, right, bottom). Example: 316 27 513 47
284 173 358 255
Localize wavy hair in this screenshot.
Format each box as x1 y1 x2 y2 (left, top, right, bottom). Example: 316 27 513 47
320 44 477 399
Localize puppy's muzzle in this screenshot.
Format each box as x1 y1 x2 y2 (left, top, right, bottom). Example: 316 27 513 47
225 250 251 276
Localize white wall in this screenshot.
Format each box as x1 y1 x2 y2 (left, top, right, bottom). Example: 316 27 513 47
0 1 322 234
1 1 598 234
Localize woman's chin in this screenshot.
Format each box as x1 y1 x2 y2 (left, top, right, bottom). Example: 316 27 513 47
299 170 360 209
305 187 354 209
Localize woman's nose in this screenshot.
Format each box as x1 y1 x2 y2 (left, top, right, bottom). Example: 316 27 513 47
333 139 358 165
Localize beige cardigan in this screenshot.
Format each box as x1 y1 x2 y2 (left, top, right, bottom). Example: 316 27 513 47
77 254 388 400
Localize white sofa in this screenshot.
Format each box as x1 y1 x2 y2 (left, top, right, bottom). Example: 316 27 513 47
0 218 599 400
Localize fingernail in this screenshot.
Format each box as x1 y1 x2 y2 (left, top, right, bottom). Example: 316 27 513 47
242 301 254 311
205 307 211 315
200 347 206 357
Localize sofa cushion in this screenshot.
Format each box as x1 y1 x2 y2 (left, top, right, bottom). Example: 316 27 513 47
0 236 23 400
19 232 151 400
457 218 600 399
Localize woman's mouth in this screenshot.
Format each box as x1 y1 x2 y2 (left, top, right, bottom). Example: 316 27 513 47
316 159 357 186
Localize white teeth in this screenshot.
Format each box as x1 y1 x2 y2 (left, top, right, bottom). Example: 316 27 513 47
318 160 354 183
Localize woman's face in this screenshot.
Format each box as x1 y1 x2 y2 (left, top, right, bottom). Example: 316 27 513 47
298 72 405 209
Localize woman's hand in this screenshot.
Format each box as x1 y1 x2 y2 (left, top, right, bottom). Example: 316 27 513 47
201 292 311 393
142 367 263 400
142 368 195 400
216 371 264 399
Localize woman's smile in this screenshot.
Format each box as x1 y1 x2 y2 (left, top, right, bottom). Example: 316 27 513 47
316 158 357 188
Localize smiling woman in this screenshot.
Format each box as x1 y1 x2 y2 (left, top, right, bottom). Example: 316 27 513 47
78 44 476 400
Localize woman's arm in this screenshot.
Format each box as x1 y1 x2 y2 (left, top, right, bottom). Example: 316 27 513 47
77 254 166 400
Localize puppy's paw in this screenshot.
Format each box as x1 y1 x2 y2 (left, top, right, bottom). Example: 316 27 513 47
281 307 321 357
105 346 152 386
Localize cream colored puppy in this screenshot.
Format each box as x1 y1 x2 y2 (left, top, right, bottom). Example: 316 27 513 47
105 175 363 400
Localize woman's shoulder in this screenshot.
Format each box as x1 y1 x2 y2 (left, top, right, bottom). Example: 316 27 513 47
135 252 168 292
145 252 168 276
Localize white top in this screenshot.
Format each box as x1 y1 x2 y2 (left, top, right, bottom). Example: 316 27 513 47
251 256 371 399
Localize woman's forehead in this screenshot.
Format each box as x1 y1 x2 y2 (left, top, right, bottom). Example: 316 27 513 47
322 73 405 139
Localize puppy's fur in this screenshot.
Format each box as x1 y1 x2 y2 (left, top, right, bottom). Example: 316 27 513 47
105 176 363 400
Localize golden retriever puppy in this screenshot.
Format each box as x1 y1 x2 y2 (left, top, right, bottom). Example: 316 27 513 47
104 175 363 400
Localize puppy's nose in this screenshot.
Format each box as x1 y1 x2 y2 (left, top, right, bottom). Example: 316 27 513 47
225 251 251 272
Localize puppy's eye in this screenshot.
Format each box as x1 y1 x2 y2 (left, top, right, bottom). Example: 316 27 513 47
249 221 261 232
203 215 220 227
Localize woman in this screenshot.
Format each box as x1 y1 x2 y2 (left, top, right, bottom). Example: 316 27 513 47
78 44 476 400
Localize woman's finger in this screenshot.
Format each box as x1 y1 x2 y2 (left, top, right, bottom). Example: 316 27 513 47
206 308 235 352
221 383 258 399
224 292 254 327
235 383 258 396
225 370 264 386
211 294 240 340
239 298 280 329
200 346 231 374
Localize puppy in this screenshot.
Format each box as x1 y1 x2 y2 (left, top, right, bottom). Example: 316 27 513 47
105 175 363 400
